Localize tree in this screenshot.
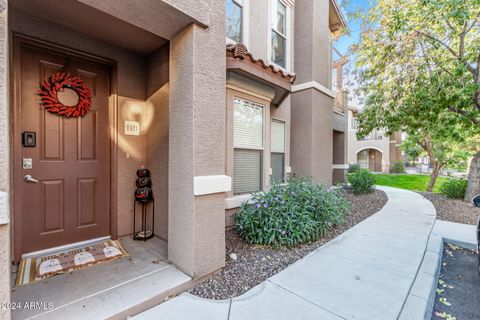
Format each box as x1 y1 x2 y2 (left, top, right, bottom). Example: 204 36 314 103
402 141 423 165
351 0 480 197
357 72 476 191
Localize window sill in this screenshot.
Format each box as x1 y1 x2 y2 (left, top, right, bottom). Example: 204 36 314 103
225 194 253 209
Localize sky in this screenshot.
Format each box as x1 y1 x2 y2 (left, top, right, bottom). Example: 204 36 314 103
334 0 375 57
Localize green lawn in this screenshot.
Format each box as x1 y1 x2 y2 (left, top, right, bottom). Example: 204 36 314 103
374 174 448 193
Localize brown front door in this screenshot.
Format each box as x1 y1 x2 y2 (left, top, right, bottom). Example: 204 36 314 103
15 41 111 256
368 149 382 172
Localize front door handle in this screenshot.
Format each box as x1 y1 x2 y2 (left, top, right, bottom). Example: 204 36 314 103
24 175 39 183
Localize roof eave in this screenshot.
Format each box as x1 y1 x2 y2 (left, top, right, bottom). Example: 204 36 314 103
329 0 348 39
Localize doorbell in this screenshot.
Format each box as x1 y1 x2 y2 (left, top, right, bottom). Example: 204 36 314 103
22 131 36 147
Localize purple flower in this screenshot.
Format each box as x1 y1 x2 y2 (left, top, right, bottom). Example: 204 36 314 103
281 200 285 205
263 203 268 208
256 204 261 208
274 196 279 201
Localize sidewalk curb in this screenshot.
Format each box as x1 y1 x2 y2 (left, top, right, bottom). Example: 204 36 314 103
399 221 477 320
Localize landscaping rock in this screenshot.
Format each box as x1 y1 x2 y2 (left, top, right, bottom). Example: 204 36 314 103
189 189 388 300
419 192 480 225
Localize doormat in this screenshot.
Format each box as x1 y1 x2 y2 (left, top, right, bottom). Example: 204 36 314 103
15 240 128 286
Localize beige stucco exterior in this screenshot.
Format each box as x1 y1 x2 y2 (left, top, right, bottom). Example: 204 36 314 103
347 108 402 172
0 1 10 319
0 0 347 316
290 0 348 186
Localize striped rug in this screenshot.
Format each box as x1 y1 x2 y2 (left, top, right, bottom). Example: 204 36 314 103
16 240 128 286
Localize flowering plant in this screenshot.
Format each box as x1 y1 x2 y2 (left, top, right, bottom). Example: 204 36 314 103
234 177 350 246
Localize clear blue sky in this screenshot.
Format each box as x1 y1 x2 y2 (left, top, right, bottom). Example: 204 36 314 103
334 0 375 56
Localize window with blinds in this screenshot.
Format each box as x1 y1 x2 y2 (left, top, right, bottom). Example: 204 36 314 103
233 98 264 194
271 119 285 182
234 149 262 194
271 119 285 153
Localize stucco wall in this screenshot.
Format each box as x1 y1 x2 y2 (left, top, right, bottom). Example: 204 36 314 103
168 0 226 277
347 110 391 172
10 10 151 237
145 45 169 240
290 0 336 186
294 0 330 87
0 1 10 317
291 89 334 185
78 0 208 40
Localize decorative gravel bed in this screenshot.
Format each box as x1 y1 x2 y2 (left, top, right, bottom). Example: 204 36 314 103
418 192 480 225
189 189 388 300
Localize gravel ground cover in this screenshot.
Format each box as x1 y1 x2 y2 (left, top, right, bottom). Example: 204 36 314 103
431 243 480 320
189 189 388 300
419 192 480 225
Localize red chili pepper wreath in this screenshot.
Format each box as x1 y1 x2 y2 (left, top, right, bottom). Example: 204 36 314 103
38 72 92 118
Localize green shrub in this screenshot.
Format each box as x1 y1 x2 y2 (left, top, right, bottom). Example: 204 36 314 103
234 177 350 247
347 169 375 194
348 163 361 173
390 161 406 173
440 178 467 199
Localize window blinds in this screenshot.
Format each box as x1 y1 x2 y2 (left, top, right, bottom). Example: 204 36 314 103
234 98 264 149
271 153 285 182
233 149 262 194
271 119 285 152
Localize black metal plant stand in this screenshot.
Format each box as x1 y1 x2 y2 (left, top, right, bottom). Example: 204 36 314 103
133 198 155 241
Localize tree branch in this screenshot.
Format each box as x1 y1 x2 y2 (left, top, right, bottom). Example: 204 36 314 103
441 15 457 33
416 30 477 77
415 30 458 57
464 12 480 35
448 106 479 124
466 63 477 77
458 30 466 59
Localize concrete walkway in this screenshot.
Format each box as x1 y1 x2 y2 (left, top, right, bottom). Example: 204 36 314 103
133 186 437 320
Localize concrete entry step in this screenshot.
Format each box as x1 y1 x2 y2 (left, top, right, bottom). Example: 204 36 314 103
12 237 191 320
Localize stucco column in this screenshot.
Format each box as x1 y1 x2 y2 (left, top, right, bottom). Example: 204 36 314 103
168 2 226 278
0 1 11 319
290 0 334 185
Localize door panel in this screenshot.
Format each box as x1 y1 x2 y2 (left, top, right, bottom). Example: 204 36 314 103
77 178 97 227
18 44 111 254
368 150 382 172
41 179 64 233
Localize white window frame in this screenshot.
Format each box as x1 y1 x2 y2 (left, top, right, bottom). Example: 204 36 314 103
226 0 249 47
268 0 291 71
233 97 266 195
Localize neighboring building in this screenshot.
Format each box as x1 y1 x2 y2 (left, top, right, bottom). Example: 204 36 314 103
0 0 346 318
347 107 403 172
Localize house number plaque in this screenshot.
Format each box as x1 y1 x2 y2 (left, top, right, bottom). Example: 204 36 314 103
125 121 140 136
